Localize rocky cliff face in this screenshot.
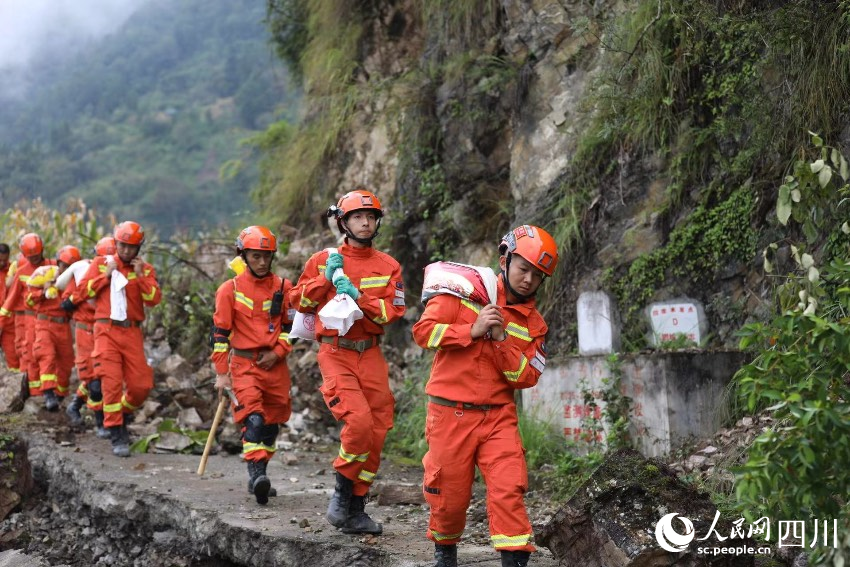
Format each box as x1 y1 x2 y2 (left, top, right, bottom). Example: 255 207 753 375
273 0 848 355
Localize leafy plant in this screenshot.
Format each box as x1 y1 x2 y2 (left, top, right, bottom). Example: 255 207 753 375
130 418 211 455
731 134 850 564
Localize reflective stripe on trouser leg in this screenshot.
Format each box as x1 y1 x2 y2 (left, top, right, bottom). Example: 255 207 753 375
229 355 292 462
94 325 153 428
476 404 534 552
33 321 74 395
25 315 40 393
421 402 476 545
317 344 393 494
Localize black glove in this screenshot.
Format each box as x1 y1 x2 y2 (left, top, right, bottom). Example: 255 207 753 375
60 298 78 312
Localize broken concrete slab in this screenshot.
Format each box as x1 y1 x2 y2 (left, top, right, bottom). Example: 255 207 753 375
11 423 559 567
537 448 754 566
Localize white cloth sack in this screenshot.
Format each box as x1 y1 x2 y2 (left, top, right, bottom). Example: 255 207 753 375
290 247 342 341
290 312 317 341
318 294 363 336
55 259 91 291
110 261 129 321
421 261 498 305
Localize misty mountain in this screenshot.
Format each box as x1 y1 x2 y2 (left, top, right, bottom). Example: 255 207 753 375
0 0 299 236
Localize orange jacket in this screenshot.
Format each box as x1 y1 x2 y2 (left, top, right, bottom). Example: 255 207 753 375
0 259 56 327
61 277 96 324
412 276 548 406
289 243 405 340
210 271 293 375
77 256 161 321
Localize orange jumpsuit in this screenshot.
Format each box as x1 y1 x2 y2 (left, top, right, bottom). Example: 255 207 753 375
211 271 294 462
0 258 56 395
62 275 98 409
0 265 19 371
78 256 161 428
289 243 405 496
411 276 548 553
27 286 74 397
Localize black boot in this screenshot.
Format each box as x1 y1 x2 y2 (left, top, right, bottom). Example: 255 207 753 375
434 544 458 567
66 395 84 425
110 424 130 457
20 373 30 401
43 389 59 412
340 494 382 534
327 471 353 528
500 550 531 567
247 460 271 505
247 461 277 497
94 410 110 439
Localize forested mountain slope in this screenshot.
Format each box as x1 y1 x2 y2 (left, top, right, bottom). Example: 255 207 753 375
0 0 298 235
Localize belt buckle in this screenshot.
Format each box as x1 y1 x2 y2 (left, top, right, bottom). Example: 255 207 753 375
355 340 367 353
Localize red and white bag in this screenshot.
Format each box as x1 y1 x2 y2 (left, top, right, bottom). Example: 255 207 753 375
421 261 497 306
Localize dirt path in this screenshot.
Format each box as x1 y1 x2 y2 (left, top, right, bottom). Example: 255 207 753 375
6 414 560 567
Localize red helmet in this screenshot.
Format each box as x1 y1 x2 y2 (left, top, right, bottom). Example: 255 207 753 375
327 189 384 220
114 221 145 246
236 226 277 252
95 236 117 256
499 225 558 277
20 233 44 256
57 245 82 265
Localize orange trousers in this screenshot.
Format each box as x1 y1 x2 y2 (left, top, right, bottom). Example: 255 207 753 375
422 402 534 553
229 352 292 462
92 323 153 428
73 324 97 407
317 341 393 497
33 318 74 397
16 313 41 395
1 319 18 371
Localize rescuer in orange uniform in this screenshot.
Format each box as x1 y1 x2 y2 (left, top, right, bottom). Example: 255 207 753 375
63 236 117 436
78 222 161 457
412 225 558 567
28 245 81 411
210 226 294 506
0 243 20 373
0 233 56 399
290 188 406 534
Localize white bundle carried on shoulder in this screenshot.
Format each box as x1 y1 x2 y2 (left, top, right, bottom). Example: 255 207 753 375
421 261 497 306
55 259 91 291
107 255 129 321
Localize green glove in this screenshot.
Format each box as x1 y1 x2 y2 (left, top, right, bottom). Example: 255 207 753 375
324 253 344 282
334 276 360 300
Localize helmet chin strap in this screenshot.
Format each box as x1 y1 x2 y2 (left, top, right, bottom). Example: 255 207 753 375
501 253 534 303
241 252 274 278
341 217 381 245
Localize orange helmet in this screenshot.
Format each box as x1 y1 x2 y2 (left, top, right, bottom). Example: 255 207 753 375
499 225 558 277
327 189 384 220
235 225 277 252
95 236 117 256
57 245 82 265
20 233 44 256
114 221 145 246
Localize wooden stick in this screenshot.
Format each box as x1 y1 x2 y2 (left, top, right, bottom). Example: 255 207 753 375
197 394 228 476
